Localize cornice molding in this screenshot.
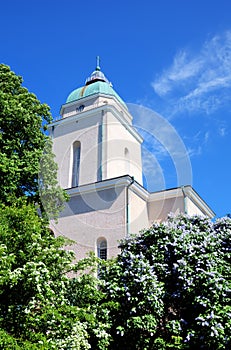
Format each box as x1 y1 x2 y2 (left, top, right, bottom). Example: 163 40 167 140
183 185 215 218
129 180 149 201
149 187 183 201
66 175 133 197
48 101 143 144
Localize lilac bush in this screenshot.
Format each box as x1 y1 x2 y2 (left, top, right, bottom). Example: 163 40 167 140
101 214 231 349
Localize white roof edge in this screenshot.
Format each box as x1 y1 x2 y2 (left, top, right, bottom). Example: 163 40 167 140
149 187 183 201
66 175 133 197
66 176 149 202
129 180 149 201
183 185 215 218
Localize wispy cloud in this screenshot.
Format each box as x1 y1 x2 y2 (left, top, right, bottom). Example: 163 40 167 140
217 120 229 137
151 30 231 116
185 130 210 157
127 103 193 190
218 127 227 137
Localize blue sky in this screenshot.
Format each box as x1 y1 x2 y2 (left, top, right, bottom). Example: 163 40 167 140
1 0 230 217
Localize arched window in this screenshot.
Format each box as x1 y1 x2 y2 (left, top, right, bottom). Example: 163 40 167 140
72 141 81 187
97 238 107 260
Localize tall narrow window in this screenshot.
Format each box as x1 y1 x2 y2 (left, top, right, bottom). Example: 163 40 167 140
72 141 81 187
124 147 130 174
97 238 107 260
97 238 107 278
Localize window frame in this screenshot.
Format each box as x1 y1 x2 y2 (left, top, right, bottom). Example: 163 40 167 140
72 141 81 187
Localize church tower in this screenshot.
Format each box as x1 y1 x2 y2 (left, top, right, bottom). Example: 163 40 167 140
49 59 149 260
49 59 214 261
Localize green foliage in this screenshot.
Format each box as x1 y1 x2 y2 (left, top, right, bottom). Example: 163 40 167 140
0 200 96 349
0 328 51 349
0 64 67 218
101 215 231 349
0 64 50 201
38 137 69 221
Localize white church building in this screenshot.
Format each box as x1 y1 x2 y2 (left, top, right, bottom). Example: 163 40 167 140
49 61 214 260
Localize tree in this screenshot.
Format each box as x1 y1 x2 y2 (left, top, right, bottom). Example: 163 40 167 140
0 64 66 218
0 199 108 349
101 215 231 349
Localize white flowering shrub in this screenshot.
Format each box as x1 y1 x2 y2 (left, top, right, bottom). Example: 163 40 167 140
100 247 164 349
101 214 231 349
0 200 94 349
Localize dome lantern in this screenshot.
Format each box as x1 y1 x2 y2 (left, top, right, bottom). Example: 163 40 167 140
85 56 110 85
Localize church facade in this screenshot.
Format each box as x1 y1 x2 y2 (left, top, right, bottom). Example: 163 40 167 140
49 62 214 260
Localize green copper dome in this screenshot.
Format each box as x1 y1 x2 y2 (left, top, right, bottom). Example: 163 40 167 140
65 58 127 109
66 81 126 108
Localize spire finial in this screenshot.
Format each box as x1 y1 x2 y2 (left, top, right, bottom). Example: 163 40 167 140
96 56 100 71
85 56 110 85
